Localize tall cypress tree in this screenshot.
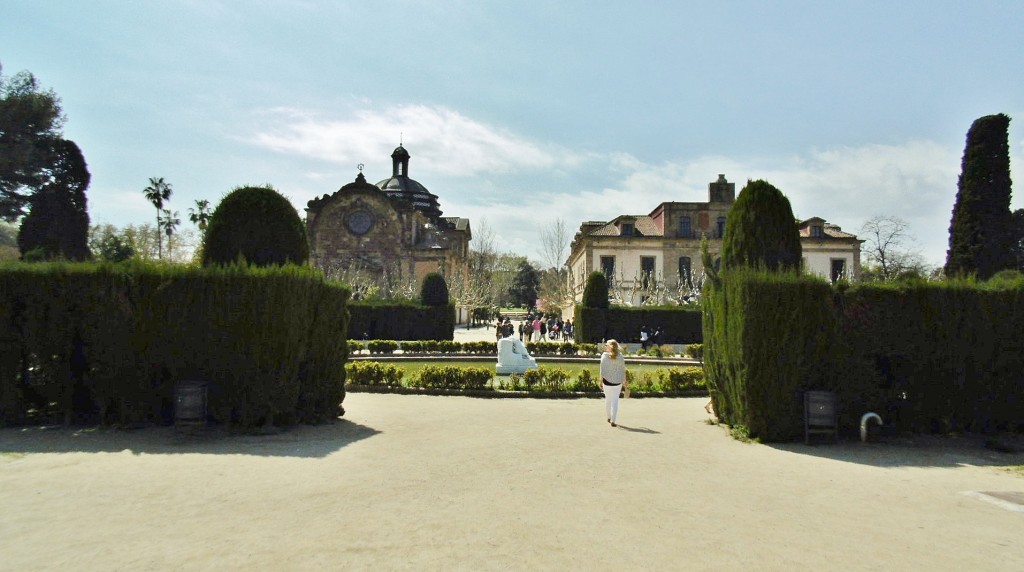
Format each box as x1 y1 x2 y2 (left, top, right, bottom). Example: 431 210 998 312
945 113 1014 279
721 179 801 271
581 271 609 309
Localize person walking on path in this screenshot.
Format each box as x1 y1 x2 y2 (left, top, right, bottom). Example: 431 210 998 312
599 339 628 427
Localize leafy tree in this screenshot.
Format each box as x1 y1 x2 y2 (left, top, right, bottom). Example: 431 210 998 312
420 272 450 306
945 113 1014 279
0 65 65 220
508 260 540 308
202 184 308 267
143 177 172 259
721 179 801 271
859 215 928 281
95 232 134 262
1012 208 1024 272
581 271 609 309
0 221 19 260
16 139 90 261
89 222 201 263
188 199 212 232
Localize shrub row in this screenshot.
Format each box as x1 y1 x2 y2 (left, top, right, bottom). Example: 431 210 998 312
0 261 350 429
704 268 1024 441
348 302 454 341
344 361 706 395
574 305 703 344
349 340 695 358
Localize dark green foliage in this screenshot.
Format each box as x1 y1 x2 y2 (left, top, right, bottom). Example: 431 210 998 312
94 233 134 262
573 304 702 344
945 114 1015 279
420 272 449 306
721 179 801 271
837 277 1024 434
348 302 455 340
17 139 90 261
581 271 609 308
509 260 540 308
703 268 838 441
0 68 65 220
1012 208 1024 271
0 262 350 428
201 185 308 267
412 365 493 390
703 268 1024 442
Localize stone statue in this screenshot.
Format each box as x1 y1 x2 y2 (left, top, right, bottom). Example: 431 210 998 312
496 335 538 375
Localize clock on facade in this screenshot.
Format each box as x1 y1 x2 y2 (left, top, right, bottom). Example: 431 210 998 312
345 209 374 235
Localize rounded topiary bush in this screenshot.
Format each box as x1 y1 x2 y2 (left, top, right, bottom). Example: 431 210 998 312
581 271 609 309
420 272 449 306
202 185 308 267
721 179 801 272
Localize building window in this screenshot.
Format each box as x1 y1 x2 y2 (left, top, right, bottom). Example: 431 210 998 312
641 256 655 289
678 256 692 288
621 222 634 236
811 225 824 238
678 216 692 239
716 216 726 238
601 256 615 287
830 259 846 283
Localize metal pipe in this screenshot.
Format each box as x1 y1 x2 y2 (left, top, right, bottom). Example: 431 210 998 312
860 412 883 442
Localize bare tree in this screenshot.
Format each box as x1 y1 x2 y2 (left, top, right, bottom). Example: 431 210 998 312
322 259 417 301
860 215 928 281
539 218 570 271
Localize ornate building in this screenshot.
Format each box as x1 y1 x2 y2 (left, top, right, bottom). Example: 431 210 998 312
306 145 471 291
566 175 861 307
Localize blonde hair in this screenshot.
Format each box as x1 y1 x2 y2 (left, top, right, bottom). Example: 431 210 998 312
606 339 620 359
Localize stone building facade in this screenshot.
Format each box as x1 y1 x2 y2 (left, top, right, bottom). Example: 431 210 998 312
305 145 471 292
566 175 861 307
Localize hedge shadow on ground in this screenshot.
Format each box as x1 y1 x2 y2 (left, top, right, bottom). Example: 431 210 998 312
0 419 379 459
766 432 1024 470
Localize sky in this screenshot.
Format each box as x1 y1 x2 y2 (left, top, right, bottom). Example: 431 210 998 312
3 0 1023 268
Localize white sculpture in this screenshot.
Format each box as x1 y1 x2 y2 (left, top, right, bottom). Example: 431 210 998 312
496 336 538 375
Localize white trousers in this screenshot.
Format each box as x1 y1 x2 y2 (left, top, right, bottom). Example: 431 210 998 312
603 383 622 422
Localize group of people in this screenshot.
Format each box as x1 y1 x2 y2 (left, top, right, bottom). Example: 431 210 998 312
638 325 663 351
520 314 573 343
491 313 574 343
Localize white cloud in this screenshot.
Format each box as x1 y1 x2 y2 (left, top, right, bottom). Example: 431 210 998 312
449 140 973 267
248 104 578 178
247 104 1023 269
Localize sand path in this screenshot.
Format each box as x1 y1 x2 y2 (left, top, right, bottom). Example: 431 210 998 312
2 394 1022 570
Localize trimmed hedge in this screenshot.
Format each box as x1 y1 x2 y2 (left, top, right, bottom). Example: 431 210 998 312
348 302 454 340
574 305 702 344
344 361 707 396
0 261 349 428
704 268 1024 441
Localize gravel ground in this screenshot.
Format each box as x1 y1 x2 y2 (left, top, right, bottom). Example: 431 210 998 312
1 393 1022 571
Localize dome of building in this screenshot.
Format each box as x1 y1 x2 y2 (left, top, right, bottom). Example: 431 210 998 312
375 145 443 221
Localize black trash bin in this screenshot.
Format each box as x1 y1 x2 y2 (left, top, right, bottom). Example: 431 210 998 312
174 380 207 428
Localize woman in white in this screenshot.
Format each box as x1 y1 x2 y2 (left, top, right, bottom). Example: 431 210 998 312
599 339 628 427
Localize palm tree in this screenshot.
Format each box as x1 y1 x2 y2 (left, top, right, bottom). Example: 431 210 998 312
188 199 212 233
143 177 172 259
160 209 181 260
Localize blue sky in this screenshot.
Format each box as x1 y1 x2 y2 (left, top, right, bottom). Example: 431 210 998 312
3 0 1023 267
